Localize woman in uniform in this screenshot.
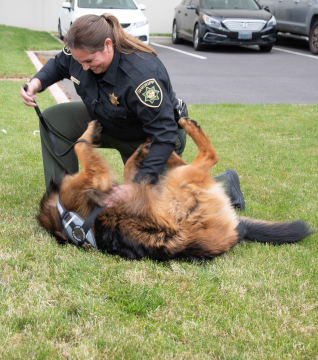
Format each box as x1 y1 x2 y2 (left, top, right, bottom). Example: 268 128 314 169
20 13 245 209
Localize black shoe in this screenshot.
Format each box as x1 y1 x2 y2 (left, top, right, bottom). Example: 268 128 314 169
222 169 245 210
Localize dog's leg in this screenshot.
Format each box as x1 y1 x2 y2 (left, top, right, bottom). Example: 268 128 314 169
124 139 187 183
74 120 102 171
70 121 113 193
124 138 152 183
166 152 187 169
178 117 218 172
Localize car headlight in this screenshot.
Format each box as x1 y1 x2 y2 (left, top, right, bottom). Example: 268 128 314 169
267 16 276 27
202 14 222 29
134 20 148 28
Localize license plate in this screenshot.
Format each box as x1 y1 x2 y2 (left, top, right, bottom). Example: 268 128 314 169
238 31 252 40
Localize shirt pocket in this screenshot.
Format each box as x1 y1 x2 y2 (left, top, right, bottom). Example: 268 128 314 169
100 101 139 129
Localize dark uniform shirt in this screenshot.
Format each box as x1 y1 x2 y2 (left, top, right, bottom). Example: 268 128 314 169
34 46 180 183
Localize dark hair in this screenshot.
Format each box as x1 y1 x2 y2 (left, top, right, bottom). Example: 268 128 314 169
66 13 157 56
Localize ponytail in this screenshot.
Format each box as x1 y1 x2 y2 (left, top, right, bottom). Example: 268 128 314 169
66 13 157 56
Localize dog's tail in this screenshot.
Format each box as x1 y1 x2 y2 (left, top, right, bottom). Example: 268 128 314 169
237 217 314 244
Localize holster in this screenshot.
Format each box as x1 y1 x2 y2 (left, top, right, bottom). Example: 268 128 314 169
174 99 188 128
173 99 188 156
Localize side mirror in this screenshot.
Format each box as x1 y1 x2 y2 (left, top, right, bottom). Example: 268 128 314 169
262 5 270 12
186 4 197 10
139 4 146 10
62 2 71 9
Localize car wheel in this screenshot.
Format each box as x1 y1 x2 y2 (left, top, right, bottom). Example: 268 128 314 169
172 21 182 44
309 20 318 55
259 45 273 53
58 19 64 41
193 25 204 51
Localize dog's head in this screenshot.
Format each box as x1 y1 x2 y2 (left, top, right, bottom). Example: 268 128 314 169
37 170 111 244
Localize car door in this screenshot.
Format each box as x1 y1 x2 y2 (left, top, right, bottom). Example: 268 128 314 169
175 0 186 36
292 0 310 35
178 0 191 39
178 0 192 38
184 0 200 40
60 0 72 34
276 0 294 32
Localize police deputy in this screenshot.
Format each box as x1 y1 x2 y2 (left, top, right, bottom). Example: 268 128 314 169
20 13 245 209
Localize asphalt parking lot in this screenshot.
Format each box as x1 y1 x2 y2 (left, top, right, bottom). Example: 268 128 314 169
58 36 318 105
150 36 318 105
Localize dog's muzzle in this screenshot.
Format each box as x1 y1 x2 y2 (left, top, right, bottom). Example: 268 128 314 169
57 197 104 248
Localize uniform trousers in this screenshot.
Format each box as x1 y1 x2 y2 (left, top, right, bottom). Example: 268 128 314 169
40 101 230 195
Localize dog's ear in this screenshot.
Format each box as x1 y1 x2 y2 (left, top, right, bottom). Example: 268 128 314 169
37 190 68 245
47 180 61 196
46 170 70 196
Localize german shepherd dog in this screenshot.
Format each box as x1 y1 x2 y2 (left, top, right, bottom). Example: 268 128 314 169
38 118 313 261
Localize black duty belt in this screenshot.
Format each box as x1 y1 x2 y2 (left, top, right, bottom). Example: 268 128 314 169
174 99 187 156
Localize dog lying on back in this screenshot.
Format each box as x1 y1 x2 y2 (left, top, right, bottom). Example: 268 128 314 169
38 118 313 260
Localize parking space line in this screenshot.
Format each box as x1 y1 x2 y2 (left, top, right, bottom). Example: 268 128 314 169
151 42 207 60
273 47 318 59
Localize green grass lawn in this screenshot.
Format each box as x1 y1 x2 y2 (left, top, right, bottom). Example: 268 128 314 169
0 25 62 78
150 33 172 37
0 27 317 359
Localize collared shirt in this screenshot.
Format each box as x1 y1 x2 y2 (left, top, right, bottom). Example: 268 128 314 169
34 47 180 182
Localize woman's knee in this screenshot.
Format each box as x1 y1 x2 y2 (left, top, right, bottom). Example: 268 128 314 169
41 102 91 139
41 103 73 126
42 104 61 120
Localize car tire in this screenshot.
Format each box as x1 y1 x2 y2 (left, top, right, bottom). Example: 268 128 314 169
58 19 64 41
172 21 182 44
309 20 318 55
193 25 204 51
259 45 273 53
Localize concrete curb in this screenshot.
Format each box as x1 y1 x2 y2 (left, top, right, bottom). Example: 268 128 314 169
26 51 69 104
50 33 65 45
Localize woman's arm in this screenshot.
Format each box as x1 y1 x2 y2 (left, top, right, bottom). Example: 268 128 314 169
127 74 179 184
20 46 73 107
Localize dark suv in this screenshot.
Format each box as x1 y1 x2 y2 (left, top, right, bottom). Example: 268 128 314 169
260 0 318 54
172 0 277 52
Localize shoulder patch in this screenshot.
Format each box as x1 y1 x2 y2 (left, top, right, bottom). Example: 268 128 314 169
135 79 162 108
62 46 72 56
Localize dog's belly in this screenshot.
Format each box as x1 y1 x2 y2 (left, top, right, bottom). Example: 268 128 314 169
116 181 240 258
177 183 239 256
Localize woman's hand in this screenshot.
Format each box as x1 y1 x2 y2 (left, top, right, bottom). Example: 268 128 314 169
104 184 134 207
20 79 42 107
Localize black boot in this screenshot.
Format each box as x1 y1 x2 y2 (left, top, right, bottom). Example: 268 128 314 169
220 169 245 210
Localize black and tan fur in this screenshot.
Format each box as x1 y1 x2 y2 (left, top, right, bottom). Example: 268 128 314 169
38 119 313 260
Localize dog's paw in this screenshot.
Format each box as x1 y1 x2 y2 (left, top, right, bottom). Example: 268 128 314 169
84 120 102 143
143 137 152 150
91 120 102 143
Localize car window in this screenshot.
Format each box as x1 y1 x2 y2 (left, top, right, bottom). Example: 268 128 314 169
184 0 192 5
190 0 200 5
201 0 259 10
78 0 138 9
